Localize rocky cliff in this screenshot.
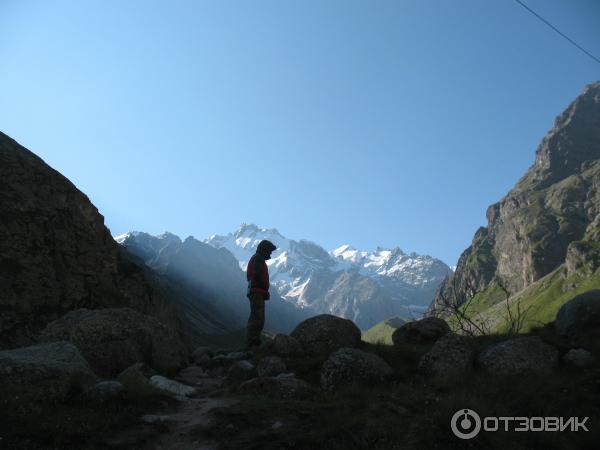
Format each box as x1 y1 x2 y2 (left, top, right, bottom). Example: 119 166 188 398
0 132 185 349
431 81 600 318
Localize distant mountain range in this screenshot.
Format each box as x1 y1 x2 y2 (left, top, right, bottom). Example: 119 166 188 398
116 225 450 330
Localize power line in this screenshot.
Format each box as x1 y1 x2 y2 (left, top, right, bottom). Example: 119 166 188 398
515 0 600 65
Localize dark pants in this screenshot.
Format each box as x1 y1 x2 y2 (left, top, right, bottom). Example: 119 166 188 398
247 292 265 346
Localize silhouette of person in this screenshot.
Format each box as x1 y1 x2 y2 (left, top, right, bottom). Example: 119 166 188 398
246 239 277 348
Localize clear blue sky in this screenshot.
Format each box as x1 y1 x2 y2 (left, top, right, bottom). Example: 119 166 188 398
1 0 598 265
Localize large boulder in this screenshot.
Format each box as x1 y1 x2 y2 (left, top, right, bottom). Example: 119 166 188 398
418 333 474 383
392 317 450 346
226 360 256 385
238 373 315 400
478 336 559 375
291 315 361 355
320 348 393 392
150 375 196 397
40 307 188 376
563 348 595 368
0 341 97 401
555 290 600 337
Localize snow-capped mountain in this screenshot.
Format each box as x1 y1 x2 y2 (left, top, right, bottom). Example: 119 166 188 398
205 224 451 328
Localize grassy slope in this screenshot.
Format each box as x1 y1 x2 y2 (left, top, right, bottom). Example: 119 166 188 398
362 318 409 345
460 266 600 333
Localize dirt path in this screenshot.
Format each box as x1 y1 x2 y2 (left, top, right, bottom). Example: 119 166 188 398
103 376 237 450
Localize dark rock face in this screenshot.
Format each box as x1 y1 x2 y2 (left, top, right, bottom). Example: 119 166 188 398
0 132 185 350
40 308 188 376
431 82 600 313
555 290 600 336
0 341 97 401
320 347 392 392
290 314 361 355
477 336 559 375
392 317 450 346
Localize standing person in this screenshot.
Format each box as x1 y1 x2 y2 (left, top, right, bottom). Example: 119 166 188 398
246 239 277 348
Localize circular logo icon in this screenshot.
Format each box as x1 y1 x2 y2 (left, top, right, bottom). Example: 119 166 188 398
451 409 481 439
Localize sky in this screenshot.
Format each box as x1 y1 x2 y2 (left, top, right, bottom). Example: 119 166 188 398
1 0 599 266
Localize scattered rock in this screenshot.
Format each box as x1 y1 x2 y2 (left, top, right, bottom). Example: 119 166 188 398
226 360 256 385
40 307 188 377
320 347 393 391
150 375 196 397
191 346 213 366
175 365 207 385
392 317 450 346
272 334 302 356
555 290 600 337
563 348 595 368
291 314 361 355
239 373 315 400
84 380 124 402
418 333 474 384
257 356 286 377
478 336 559 375
117 362 156 394
0 341 97 401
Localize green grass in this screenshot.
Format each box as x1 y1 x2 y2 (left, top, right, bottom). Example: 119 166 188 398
362 317 409 345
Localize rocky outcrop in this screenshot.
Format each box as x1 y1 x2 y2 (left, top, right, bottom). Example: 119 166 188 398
0 341 97 401
0 132 186 350
40 307 188 376
320 347 392 391
417 333 474 383
477 336 559 375
555 290 600 336
430 82 600 315
291 314 361 355
392 317 450 346
271 334 302 356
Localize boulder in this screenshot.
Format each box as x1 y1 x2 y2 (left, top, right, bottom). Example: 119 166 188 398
257 356 286 377
320 347 393 392
555 290 600 336
291 315 361 355
191 346 213 365
563 348 595 368
478 336 559 375
0 341 97 401
175 365 207 385
117 362 156 395
418 333 474 383
226 360 256 385
239 373 315 400
392 317 450 346
40 307 188 377
150 375 196 397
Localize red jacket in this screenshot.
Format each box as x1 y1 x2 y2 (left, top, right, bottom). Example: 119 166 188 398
247 253 270 299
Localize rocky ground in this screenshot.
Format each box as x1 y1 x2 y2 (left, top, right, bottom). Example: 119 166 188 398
1 298 600 450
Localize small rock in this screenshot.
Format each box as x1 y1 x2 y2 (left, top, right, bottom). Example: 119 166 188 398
141 414 176 425
272 420 283 430
85 380 124 402
226 360 256 385
257 356 286 377
150 375 196 397
175 365 206 385
191 347 213 365
563 348 595 368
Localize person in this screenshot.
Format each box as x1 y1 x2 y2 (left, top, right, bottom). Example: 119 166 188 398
246 239 277 348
